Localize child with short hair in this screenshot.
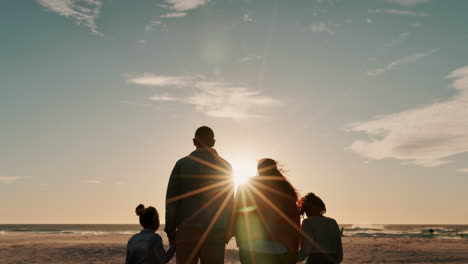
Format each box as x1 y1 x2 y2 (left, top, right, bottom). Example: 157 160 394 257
126 204 175 264
296 193 343 264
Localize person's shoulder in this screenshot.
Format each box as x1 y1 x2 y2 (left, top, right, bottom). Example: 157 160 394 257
152 232 163 240
210 150 230 167
301 217 314 225
127 232 141 243
175 155 192 166
218 156 232 169
323 216 340 226
149 233 163 245
324 216 337 222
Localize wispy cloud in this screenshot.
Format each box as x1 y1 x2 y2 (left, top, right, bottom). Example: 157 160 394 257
386 0 429 6
149 93 178 101
185 81 281 119
37 0 103 35
160 12 187 18
145 20 162 31
384 32 411 47
458 168 468 173
85 180 100 184
126 73 194 87
162 0 208 11
160 0 208 18
367 48 439 76
125 73 281 119
348 65 468 167
309 22 334 35
369 9 429 17
0 176 23 184
238 54 262 63
243 11 254 22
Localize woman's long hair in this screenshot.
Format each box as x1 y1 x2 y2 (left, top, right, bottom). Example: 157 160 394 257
257 158 299 203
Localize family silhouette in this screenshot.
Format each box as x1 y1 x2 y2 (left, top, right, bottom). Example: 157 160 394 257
126 126 343 264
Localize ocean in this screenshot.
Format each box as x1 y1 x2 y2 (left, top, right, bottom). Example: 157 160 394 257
1 224 467 240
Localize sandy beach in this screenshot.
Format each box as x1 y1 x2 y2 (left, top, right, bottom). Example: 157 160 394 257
1 233 467 264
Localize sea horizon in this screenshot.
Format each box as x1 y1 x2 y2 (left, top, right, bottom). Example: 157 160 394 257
2 224 467 240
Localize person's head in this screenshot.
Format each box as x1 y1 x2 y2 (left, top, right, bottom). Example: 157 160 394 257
299 192 326 217
135 204 160 230
257 158 280 176
193 126 215 148
256 158 298 202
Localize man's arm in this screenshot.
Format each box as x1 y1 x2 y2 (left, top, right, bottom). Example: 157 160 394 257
224 164 235 243
165 160 181 246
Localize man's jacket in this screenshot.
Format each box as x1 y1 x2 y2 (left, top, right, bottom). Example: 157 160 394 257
165 148 234 240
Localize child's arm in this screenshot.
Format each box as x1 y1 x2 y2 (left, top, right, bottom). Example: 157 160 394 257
151 235 175 264
165 246 176 263
296 220 314 263
125 239 133 264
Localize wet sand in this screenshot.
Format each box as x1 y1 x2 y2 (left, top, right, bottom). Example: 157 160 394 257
1 233 467 263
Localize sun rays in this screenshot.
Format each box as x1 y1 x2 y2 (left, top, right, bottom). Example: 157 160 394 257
166 154 332 263
230 158 257 190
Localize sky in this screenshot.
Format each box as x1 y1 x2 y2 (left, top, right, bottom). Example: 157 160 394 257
1 0 468 224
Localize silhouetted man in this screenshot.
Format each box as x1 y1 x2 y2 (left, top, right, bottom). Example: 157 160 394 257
165 126 234 264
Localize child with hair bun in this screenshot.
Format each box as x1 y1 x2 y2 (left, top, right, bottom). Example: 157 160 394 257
296 193 343 264
126 204 175 264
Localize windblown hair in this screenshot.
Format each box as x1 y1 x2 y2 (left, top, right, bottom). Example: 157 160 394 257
257 158 299 202
135 204 160 229
299 192 326 216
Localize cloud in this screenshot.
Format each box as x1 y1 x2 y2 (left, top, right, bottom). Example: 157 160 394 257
162 0 208 11
37 0 103 35
347 65 468 167
145 20 162 31
85 180 100 184
366 18 373 24
160 12 187 18
185 81 281 119
384 32 411 47
238 54 262 63
386 0 429 6
367 48 439 76
458 168 468 173
149 93 179 101
126 73 194 87
125 73 281 119
309 23 334 35
243 11 254 22
160 0 208 18
369 9 429 17
0 177 22 184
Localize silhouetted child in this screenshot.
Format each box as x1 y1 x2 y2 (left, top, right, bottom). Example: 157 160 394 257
296 193 343 264
126 204 175 264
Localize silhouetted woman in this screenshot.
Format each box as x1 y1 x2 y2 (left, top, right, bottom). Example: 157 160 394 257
233 158 300 264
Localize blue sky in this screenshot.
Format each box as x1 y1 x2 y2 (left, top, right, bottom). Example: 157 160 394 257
1 0 468 224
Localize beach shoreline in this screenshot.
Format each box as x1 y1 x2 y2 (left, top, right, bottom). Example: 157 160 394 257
1 233 467 264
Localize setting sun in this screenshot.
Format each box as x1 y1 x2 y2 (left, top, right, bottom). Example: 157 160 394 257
231 158 257 190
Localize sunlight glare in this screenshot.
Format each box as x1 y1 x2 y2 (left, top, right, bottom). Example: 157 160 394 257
231 158 257 190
